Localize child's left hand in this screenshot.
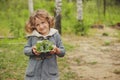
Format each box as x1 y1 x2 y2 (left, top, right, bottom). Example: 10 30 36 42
50 45 61 54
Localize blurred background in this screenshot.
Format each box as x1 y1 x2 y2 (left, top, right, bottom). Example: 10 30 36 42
0 0 120 37
0 0 120 80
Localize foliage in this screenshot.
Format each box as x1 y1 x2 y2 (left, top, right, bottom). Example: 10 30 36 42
114 69 120 74
36 40 53 53
102 32 109 36
0 0 28 38
104 40 111 46
74 21 90 36
0 0 120 37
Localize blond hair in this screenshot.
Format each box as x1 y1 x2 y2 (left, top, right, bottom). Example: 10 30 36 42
25 9 55 33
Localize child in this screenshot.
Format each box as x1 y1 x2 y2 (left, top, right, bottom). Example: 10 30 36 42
24 9 65 80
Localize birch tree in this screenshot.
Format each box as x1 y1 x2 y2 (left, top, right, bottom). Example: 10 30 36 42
97 0 100 17
28 0 34 15
103 0 106 16
76 0 83 21
75 0 84 35
68 0 72 2
55 0 62 34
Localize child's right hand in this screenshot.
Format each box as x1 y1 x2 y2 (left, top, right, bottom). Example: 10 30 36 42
32 46 41 56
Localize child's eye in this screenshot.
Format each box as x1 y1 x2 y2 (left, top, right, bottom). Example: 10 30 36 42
36 24 40 26
41 22 45 24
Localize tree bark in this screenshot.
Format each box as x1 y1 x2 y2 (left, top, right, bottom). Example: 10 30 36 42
97 0 101 19
103 0 106 16
28 0 34 15
76 0 83 21
68 0 72 2
55 0 62 34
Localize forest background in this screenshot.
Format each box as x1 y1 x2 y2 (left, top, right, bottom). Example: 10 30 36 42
0 0 120 80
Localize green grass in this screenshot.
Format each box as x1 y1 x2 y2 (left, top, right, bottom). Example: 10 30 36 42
0 38 27 79
58 57 79 80
104 40 111 46
64 43 75 51
0 43 27 80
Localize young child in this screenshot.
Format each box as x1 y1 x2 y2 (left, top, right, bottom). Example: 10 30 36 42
24 9 65 80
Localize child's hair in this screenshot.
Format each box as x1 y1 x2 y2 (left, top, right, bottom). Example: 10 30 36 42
25 9 55 33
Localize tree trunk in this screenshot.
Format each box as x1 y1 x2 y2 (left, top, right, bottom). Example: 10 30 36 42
55 0 62 34
103 0 106 16
68 0 72 2
97 0 101 19
116 0 120 4
28 0 34 15
76 0 83 21
76 0 84 35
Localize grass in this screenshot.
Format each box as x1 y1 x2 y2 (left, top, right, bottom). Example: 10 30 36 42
113 69 120 74
64 43 75 51
0 43 27 80
0 27 12 37
88 61 98 65
102 32 109 36
104 40 111 46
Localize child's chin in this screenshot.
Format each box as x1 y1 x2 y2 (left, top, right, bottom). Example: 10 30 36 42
40 32 47 35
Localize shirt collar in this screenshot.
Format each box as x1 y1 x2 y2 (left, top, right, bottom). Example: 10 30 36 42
26 28 58 38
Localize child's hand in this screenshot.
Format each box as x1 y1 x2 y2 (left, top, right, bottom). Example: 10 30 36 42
50 45 61 54
32 46 41 55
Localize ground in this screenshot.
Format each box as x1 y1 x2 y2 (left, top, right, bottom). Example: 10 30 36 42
0 27 120 80
62 27 120 80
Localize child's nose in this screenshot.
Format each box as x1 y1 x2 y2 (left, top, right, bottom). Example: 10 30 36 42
40 24 45 29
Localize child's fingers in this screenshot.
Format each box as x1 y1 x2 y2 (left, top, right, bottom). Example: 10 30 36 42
50 49 56 54
32 48 37 53
32 47 40 55
32 46 37 49
52 45 56 48
52 46 61 54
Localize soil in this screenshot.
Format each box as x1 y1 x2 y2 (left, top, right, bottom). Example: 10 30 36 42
63 27 120 80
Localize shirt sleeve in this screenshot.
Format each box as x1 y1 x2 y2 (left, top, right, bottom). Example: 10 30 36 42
55 32 66 57
24 37 35 56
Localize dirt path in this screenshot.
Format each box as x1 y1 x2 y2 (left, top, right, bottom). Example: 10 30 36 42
63 27 120 80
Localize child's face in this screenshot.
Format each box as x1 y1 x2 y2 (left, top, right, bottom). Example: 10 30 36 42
35 18 49 35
